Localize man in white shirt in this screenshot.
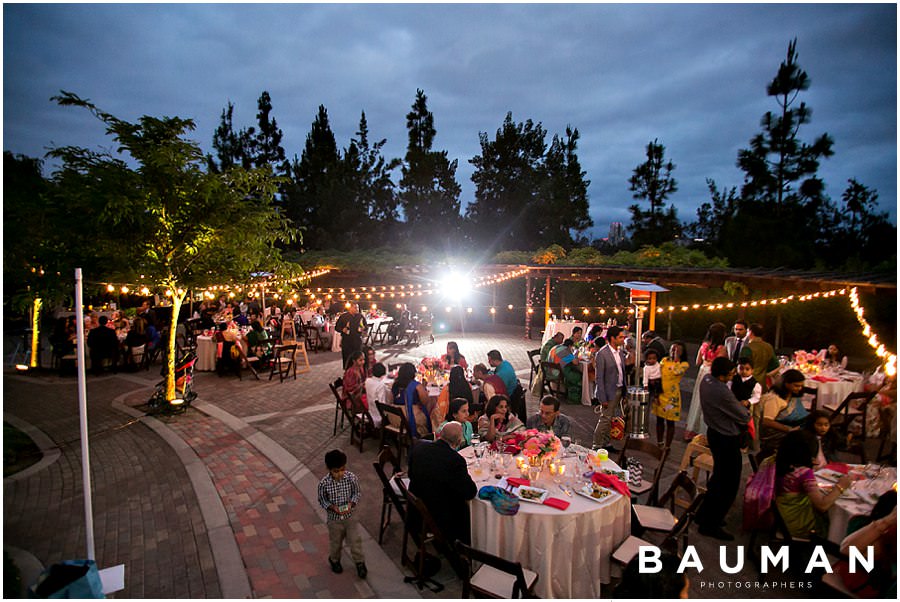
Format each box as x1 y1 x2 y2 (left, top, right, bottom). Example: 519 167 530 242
364 363 391 428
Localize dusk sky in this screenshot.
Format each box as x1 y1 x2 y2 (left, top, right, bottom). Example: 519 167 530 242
4 3 897 238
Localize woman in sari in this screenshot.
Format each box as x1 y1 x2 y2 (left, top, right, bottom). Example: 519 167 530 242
775 429 851 539
391 362 432 438
433 365 474 428
759 369 809 457
684 322 727 439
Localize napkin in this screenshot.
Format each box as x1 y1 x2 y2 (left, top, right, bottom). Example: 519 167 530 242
811 375 839 383
506 477 531 488
591 472 630 497
823 462 850 474
543 497 570 510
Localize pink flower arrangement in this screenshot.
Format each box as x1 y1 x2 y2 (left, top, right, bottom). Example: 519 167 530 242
508 428 561 461
794 349 824 366
418 357 442 373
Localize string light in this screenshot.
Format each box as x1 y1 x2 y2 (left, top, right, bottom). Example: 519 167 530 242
849 287 896 377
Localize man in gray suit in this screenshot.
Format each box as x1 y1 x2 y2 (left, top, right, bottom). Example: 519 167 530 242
723 319 748 364
592 325 628 448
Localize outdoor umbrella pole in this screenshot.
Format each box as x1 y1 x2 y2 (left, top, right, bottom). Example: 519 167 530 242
74 268 96 560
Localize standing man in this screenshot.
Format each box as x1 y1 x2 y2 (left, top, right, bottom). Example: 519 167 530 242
740 323 780 393
724 320 749 364
487 350 517 397
696 357 750 541
593 326 628 448
335 303 367 369
641 330 668 361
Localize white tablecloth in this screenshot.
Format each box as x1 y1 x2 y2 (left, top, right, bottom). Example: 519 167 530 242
805 372 864 410
821 466 897 542
465 449 630 598
195 335 217 371
541 320 588 345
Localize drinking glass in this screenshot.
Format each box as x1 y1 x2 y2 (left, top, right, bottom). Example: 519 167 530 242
561 435 572 456
473 443 485 461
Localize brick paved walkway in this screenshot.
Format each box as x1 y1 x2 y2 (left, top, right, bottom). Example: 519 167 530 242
4 325 807 598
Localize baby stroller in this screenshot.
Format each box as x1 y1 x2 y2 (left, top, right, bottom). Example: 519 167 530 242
147 351 198 416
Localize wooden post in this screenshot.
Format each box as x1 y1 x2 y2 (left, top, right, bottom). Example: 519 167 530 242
525 276 532 339
492 284 496 324
649 291 658 331
666 307 673 341
775 310 783 350
544 276 551 327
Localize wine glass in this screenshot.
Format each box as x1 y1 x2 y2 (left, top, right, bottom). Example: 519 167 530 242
561 435 572 456
473 442 485 462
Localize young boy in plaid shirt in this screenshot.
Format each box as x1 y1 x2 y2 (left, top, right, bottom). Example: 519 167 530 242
317 449 367 578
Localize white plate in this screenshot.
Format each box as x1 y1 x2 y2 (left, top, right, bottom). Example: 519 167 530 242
577 483 617 504
513 485 549 504
815 468 844 483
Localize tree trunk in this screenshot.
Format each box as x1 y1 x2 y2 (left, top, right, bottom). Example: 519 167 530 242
165 290 185 401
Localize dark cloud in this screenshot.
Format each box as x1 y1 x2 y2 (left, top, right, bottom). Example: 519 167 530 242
4 3 895 238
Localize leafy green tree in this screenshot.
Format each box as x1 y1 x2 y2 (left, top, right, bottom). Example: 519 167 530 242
399 89 462 247
627 139 681 246
49 91 296 400
688 179 739 254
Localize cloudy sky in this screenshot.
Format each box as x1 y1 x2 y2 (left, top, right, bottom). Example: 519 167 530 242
4 2 897 238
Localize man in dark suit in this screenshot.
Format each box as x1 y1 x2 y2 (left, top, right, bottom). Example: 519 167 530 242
641 330 668 362
408 421 477 546
334 303 367 369
87 315 119 374
592 325 628 448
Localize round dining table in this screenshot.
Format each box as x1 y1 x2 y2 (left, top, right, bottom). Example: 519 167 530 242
541 319 588 345
464 447 630 598
195 335 217 371
817 464 897 542
804 371 865 411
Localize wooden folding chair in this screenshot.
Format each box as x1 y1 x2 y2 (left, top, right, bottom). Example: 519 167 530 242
233 340 260 380
372 446 407 544
526 349 541 392
394 476 447 593
617 437 670 505
826 390 877 461
455 540 539 598
268 343 297 382
540 361 567 403
377 401 412 464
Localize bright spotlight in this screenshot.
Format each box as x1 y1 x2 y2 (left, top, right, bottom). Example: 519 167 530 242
438 271 472 298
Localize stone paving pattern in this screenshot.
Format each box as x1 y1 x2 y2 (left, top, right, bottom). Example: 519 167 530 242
5 324 828 598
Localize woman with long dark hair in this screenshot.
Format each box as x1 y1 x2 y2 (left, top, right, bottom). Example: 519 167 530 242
441 341 468 370
432 365 474 427
391 362 432 438
684 322 728 440
759 368 809 456
775 429 851 539
439 397 473 447
477 395 525 442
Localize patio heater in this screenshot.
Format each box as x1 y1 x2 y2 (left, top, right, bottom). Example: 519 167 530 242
613 281 669 440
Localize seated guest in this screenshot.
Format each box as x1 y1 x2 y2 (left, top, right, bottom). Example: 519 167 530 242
541 332 564 362
362 345 377 378
441 341 468 371
123 315 148 369
408 421 477 547
487 349 517 396
525 395 572 438
821 343 848 371
144 317 161 352
391 362 433 439
838 503 897 598
774 429 852 539
439 398 473 448
805 409 840 469
87 315 119 374
477 394 525 442
585 324 604 344
549 338 582 404
342 351 366 409
759 369 809 457
433 365 474 428
310 306 332 346
247 320 272 359
50 317 75 359
364 363 391 428
472 363 507 400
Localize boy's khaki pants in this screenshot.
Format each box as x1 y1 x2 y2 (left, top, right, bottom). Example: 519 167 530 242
328 516 364 564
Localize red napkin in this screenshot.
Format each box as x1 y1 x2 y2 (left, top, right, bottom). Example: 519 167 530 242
812 375 839 383
591 472 631 497
506 477 531 488
543 497 570 510
823 462 850 474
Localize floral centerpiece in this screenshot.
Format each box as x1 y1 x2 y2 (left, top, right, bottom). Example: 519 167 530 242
506 429 561 464
793 349 825 374
418 357 446 385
